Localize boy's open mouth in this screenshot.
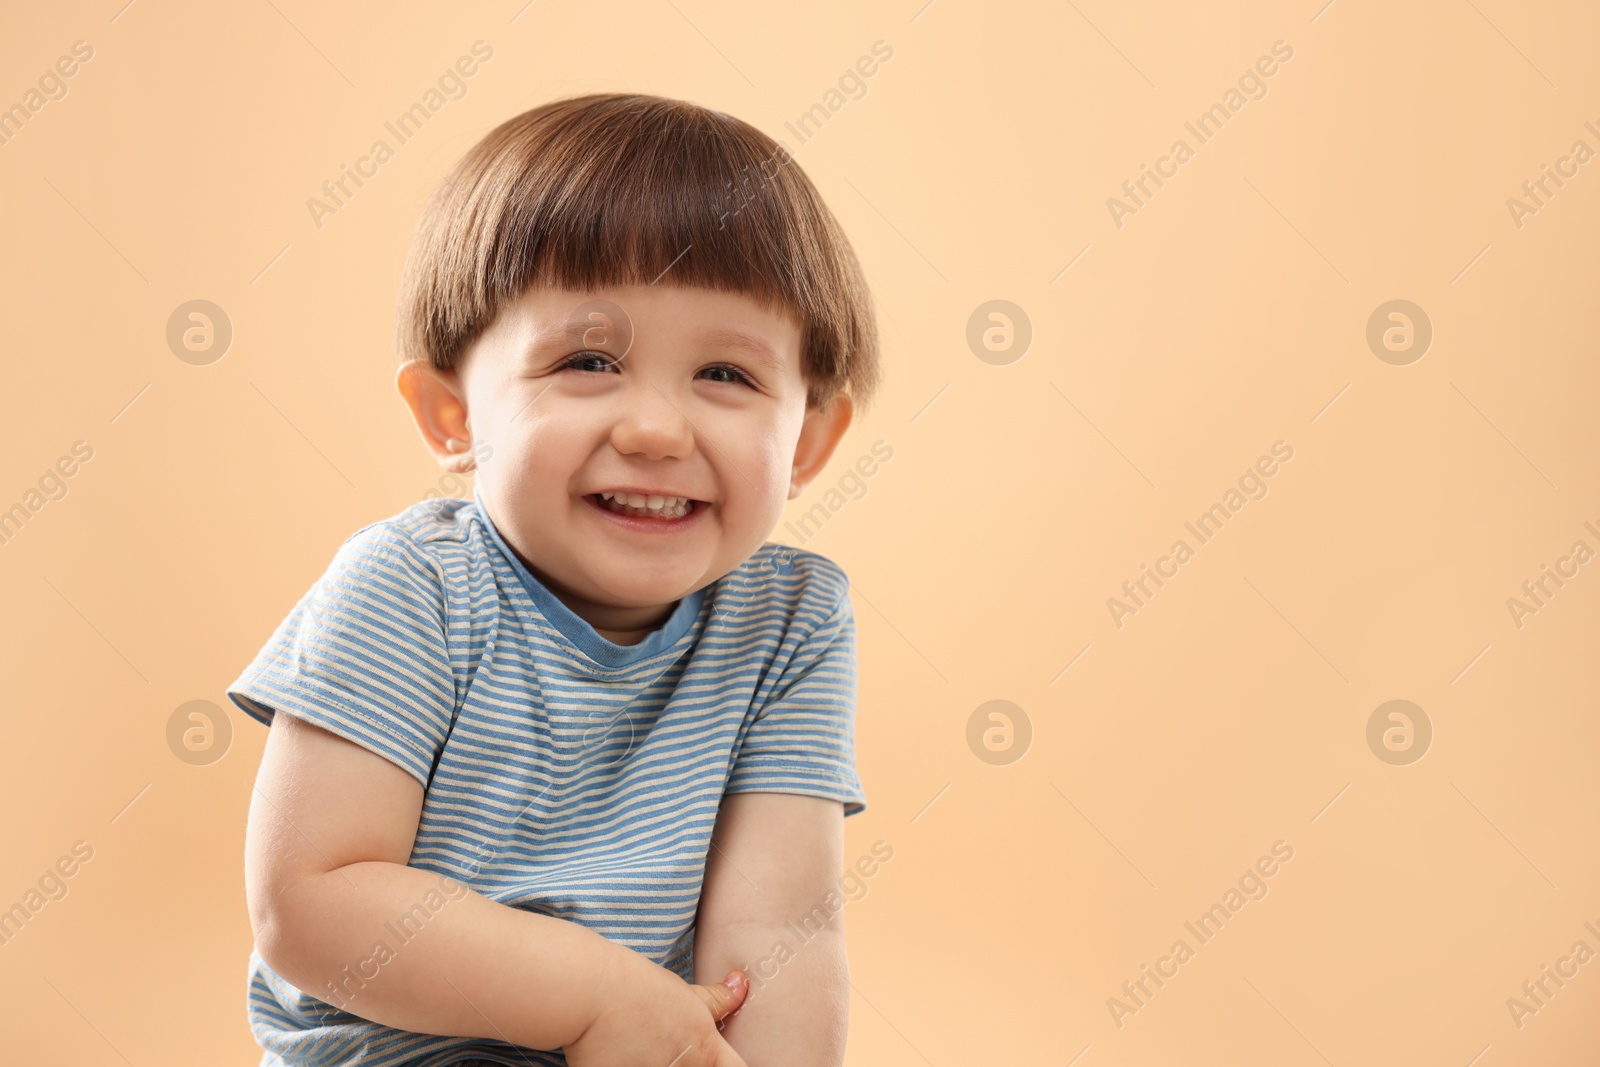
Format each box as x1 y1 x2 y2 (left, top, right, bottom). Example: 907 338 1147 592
587 491 704 521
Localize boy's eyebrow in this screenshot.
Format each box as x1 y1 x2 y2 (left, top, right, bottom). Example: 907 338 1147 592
698 327 786 371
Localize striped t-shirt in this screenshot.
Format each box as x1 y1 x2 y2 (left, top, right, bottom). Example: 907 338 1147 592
226 492 866 1067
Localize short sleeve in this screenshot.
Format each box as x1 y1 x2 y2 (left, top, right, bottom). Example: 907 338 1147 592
225 522 458 788
724 589 867 817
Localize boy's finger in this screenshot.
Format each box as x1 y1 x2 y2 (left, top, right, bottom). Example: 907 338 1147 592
690 969 750 1020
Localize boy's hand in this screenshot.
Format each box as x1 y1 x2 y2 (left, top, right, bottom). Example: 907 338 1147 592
565 949 751 1066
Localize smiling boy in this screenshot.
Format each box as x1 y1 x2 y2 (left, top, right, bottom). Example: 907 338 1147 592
229 92 882 1066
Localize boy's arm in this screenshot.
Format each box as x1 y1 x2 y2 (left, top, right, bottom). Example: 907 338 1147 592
246 710 626 1049
693 791 850 1066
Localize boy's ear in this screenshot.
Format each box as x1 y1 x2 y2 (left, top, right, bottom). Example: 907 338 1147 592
396 360 475 473
788 393 855 500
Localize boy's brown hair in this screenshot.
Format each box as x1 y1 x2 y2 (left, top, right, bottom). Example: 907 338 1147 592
395 91 881 413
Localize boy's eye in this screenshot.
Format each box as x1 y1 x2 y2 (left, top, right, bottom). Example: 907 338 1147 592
562 351 620 373
699 363 756 388
561 354 756 388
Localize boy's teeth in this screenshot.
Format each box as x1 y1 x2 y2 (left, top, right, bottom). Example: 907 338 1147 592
597 492 693 518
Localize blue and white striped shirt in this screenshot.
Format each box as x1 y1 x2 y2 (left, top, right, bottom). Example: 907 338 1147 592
226 493 865 1066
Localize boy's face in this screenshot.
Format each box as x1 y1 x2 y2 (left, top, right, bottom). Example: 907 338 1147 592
398 284 854 637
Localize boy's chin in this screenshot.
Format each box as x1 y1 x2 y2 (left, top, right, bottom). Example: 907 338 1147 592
588 567 700 607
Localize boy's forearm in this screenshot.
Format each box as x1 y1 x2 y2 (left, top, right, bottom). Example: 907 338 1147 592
697 925 849 1066
260 860 624 1050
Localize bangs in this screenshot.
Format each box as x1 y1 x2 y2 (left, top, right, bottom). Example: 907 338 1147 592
397 92 879 410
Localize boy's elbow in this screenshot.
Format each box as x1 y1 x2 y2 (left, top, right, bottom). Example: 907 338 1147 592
252 909 296 976
250 894 299 978
246 865 324 978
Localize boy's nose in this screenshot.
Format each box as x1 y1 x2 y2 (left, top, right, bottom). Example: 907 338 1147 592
608 383 696 460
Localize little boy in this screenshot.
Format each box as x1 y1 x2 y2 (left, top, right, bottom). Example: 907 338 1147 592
229 91 882 1067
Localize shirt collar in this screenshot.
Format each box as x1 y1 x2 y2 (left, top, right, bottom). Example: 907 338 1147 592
469 486 706 668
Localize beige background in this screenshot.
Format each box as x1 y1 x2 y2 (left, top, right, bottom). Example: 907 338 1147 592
2 0 1597 1063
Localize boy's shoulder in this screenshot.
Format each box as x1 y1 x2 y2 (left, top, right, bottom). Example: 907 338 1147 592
715 540 852 625
742 540 849 588
311 498 485 588
339 496 482 554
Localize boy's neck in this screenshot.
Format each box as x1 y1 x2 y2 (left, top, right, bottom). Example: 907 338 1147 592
529 562 678 645
591 622 660 646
